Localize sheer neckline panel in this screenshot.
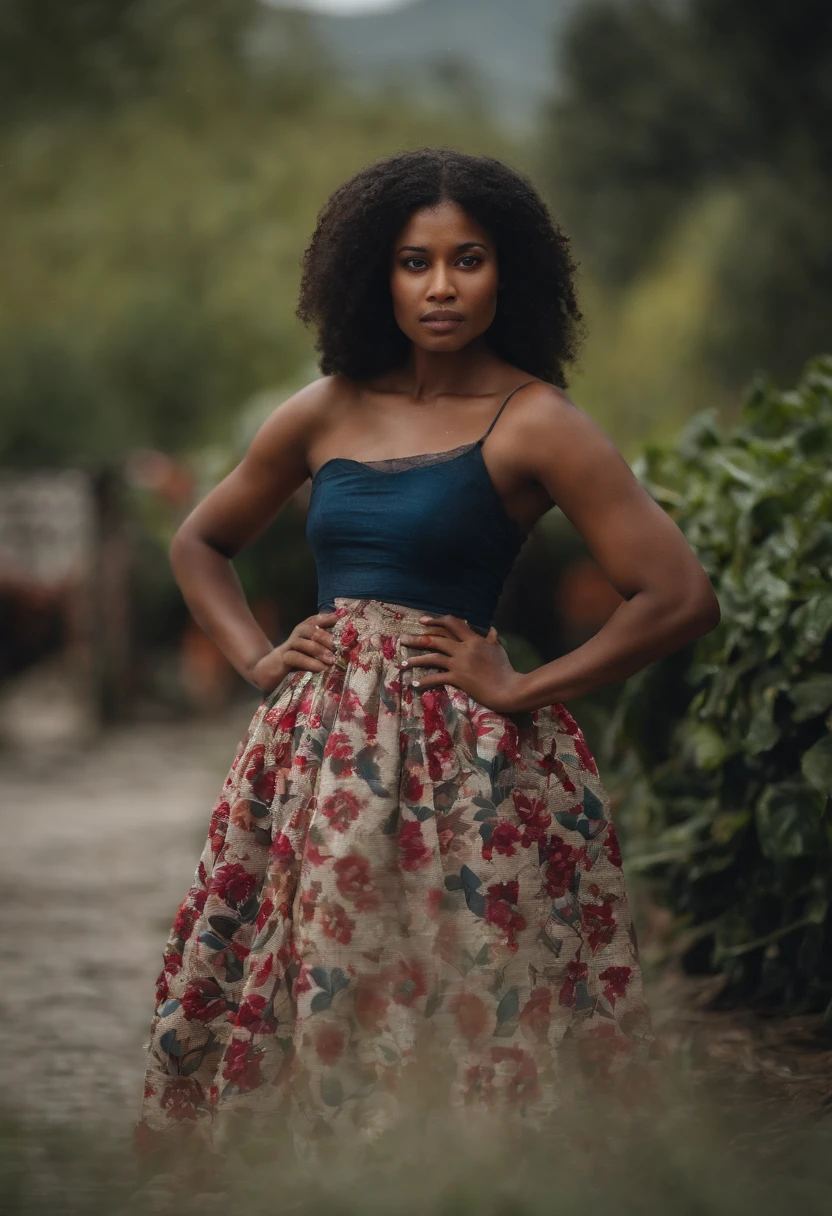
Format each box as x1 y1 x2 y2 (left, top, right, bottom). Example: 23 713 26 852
310 439 480 482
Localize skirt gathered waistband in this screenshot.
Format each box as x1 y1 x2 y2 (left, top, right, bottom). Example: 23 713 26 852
328 596 489 643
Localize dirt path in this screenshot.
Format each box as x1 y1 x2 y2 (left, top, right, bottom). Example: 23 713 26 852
0 703 257 1130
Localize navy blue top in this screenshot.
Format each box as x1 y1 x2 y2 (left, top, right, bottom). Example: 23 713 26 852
305 382 536 633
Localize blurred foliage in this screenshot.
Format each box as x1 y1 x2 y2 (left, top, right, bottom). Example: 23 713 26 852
606 355 832 1017
0 0 516 468
541 0 832 445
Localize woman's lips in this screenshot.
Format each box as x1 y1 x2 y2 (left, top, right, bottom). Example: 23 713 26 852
420 318 464 333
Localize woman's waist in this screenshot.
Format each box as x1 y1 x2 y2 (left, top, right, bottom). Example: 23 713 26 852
325 596 490 647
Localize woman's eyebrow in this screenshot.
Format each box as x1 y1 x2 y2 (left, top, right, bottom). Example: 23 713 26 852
396 241 490 254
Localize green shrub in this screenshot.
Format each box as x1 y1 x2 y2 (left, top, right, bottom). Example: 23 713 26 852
607 354 832 1017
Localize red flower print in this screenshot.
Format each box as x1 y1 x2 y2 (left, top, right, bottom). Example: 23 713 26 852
154 950 183 1002
381 635 397 660
491 1044 540 1106
481 820 522 861
299 885 319 922
540 754 576 794
389 958 427 1007
340 620 358 649
243 744 266 781
599 965 632 1008
336 689 366 724
582 898 617 954
497 721 521 762
604 825 623 868
484 880 527 952
251 953 274 987
399 819 433 871
320 789 363 832
211 862 257 908
172 901 198 941
519 986 552 1040
449 991 490 1042
421 690 455 781
255 896 274 932
160 1076 205 1122
558 958 588 1007
471 707 499 740
320 900 355 945
293 964 313 997
222 1039 264 1091
181 977 228 1022
306 843 328 867
315 1024 346 1065
544 840 579 898
209 826 229 858
403 772 424 804
355 976 389 1032
264 702 298 730
333 853 380 911
235 993 274 1034
426 887 444 918
269 831 295 865
230 939 250 965
324 732 354 771
574 733 598 775
252 768 277 804
512 790 552 847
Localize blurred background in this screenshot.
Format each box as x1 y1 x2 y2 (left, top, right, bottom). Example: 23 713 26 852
2 0 832 1197
3 0 829 732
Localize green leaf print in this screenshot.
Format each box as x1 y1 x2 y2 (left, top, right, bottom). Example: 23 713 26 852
496 987 519 1023
321 1074 344 1107
355 744 391 796
159 1029 183 1058
198 930 228 952
582 787 605 819
381 805 400 834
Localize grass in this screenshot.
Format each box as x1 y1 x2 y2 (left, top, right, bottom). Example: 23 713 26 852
2 1053 831 1216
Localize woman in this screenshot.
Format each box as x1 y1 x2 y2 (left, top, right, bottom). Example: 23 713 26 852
135 148 720 1166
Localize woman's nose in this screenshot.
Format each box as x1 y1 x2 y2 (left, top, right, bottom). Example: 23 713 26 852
427 271 456 301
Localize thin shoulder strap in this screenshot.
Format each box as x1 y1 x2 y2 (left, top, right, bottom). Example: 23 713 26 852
478 380 538 445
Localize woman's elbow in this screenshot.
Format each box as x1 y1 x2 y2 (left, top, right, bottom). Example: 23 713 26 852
682 575 721 638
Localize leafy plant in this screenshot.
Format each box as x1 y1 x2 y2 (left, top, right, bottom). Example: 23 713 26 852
607 354 832 1017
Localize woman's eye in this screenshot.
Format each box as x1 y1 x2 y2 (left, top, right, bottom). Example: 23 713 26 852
458 255 481 268
404 257 427 270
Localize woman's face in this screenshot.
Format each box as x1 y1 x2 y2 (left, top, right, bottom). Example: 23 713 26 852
389 200 499 353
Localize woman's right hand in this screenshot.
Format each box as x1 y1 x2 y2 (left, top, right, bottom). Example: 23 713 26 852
251 611 339 694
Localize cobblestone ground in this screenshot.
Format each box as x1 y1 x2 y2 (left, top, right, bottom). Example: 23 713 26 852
0 702 258 1132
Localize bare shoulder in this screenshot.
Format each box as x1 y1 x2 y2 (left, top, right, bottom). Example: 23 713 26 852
245 373 355 468
511 379 588 433
505 380 619 475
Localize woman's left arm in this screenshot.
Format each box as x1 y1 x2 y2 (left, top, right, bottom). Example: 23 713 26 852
402 386 721 714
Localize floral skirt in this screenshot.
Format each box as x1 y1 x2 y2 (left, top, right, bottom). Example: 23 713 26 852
135 597 656 1168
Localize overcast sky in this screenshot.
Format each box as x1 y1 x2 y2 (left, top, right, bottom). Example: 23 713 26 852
264 0 411 14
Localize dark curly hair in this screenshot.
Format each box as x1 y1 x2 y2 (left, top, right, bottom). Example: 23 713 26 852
296 147 584 388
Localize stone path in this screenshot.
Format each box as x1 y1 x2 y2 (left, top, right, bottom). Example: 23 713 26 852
0 703 257 1132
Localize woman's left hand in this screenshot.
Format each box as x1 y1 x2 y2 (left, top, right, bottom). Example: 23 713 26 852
398 614 527 714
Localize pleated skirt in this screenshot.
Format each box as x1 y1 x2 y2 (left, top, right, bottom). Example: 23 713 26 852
135 597 656 1167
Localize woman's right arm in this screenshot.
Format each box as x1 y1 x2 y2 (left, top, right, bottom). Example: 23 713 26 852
168 377 339 692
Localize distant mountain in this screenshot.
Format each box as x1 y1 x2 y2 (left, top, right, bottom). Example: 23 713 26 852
285 0 578 129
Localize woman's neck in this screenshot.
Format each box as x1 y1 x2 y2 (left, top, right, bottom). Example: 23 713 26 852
391 337 506 400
